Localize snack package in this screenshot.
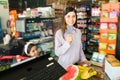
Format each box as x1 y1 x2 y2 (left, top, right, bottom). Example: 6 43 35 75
100 33 108 40
100 23 108 29
109 23 117 30
101 11 109 18
109 10 119 18
108 44 116 50
108 33 117 40
99 43 107 50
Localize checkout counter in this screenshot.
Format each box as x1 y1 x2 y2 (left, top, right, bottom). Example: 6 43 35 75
0 39 111 80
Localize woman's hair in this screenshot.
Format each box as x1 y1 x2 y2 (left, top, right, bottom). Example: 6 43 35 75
22 42 37 56
56 7 77 37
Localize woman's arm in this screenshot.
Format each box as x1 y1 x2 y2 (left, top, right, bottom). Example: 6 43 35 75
79 44 87 61
78 44 91 66
78 29 91 66
55 30 70 56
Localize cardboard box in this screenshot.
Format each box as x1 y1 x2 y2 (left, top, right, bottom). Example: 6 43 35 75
105 59 120 80
91 52 105 67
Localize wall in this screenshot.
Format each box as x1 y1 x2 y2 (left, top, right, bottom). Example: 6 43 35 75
0 0 10 33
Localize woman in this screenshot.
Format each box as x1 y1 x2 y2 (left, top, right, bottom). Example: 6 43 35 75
55 7 91 68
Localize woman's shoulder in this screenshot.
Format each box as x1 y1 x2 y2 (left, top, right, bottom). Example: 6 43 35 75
55 29 62 35
74 27 81 33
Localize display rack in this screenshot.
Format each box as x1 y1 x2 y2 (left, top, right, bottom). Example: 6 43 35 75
70 1 92 53
99 3 119 54
86 3 100 54
16 17 54 39
16 17 55 55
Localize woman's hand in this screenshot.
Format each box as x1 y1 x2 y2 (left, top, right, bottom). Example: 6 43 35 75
78 60 92 66
65 34 72 44
83 60 92 66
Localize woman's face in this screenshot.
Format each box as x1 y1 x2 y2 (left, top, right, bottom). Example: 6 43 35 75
64 11 76 27
28 46 39 57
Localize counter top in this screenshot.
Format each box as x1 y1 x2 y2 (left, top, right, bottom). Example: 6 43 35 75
87 65 111 80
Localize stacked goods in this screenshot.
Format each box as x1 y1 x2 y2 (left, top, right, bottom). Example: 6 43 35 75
78 65 97 79
59 65 81 80
106 55 120 66
105 55 120 80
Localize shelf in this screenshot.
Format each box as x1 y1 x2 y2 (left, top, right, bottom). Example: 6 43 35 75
71 1 92 5
24 17 55 23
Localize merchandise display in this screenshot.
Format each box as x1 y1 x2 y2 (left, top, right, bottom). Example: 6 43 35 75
16 17 55 56
99 2 119 54
87 16 100 53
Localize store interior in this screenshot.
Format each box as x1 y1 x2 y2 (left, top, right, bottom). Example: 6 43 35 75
0 0 120 80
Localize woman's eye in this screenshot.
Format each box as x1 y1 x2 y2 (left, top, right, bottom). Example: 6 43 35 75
66 15 70 18
72 15 76 18
66 15 76 18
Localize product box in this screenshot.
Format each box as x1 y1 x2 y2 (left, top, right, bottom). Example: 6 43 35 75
105 59 120 80
91 52 105 67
